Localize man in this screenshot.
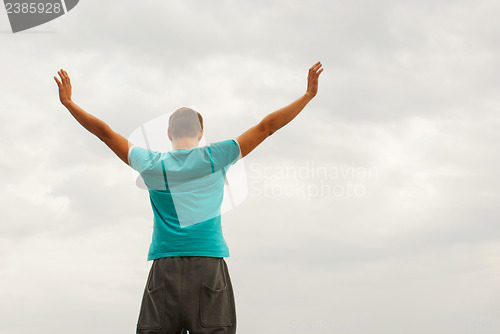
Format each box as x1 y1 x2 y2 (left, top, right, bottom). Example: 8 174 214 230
54 61 323 334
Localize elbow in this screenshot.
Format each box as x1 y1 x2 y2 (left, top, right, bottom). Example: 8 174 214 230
94 123 112 142
259 118 275 137
93 128 107 142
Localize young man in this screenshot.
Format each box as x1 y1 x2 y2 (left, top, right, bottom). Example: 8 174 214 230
54 61 323 334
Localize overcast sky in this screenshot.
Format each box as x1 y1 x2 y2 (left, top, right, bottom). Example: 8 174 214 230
1 1 500 333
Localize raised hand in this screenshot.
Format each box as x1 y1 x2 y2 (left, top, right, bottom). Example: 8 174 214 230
54 69 73 106
305 61 324 99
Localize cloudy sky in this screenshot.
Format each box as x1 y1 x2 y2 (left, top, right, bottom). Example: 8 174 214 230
1 0 500 333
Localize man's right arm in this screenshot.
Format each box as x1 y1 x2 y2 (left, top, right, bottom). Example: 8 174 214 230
236 61 324 158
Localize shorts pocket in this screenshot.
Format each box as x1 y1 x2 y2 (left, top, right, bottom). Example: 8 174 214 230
200 282 233 328
137 285 165 330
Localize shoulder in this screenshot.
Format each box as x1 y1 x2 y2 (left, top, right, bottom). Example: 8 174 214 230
128 146 163 172
129 145 161 159
206 139 241 166
208 139 239 149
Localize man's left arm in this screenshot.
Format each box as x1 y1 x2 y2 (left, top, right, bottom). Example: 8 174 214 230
54 69 132 166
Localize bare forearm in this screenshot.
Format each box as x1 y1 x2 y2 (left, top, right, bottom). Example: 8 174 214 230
261 93 313 135
63 101 110 140
234 62 322 158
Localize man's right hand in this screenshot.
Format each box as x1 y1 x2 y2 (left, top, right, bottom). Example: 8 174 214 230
305 61 324 99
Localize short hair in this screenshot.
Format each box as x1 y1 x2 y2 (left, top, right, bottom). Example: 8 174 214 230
168 107 203 138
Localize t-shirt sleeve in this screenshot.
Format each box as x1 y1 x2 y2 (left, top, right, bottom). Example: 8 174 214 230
128 146 162 173
208 139 241 170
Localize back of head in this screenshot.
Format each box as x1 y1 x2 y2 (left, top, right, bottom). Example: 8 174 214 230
168 107 204 139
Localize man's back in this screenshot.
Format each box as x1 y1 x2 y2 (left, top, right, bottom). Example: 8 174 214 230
128 139 241 260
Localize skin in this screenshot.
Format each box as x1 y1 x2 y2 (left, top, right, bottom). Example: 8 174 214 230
54 61 323 164
54 69 133 165
236 61 323 157
167 129 204 150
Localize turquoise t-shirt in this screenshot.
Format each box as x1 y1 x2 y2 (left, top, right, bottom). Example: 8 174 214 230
128 139 241 260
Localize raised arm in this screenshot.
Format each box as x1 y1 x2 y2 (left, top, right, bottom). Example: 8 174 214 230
54 69 132 165
236 61 324 158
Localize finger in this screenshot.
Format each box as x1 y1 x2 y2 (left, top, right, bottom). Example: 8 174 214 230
54 76 61 86
64 70 72 85
309 61 319 70
317 68 324 76
60 69 68 82
313 63 323 73
312 62 322 72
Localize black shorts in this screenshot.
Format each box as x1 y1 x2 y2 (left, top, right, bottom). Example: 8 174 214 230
136 256 237 334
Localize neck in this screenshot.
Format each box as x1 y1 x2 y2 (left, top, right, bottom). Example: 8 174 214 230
172 137 199 150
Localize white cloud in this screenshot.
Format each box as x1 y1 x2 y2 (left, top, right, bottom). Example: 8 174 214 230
1 0 500 333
